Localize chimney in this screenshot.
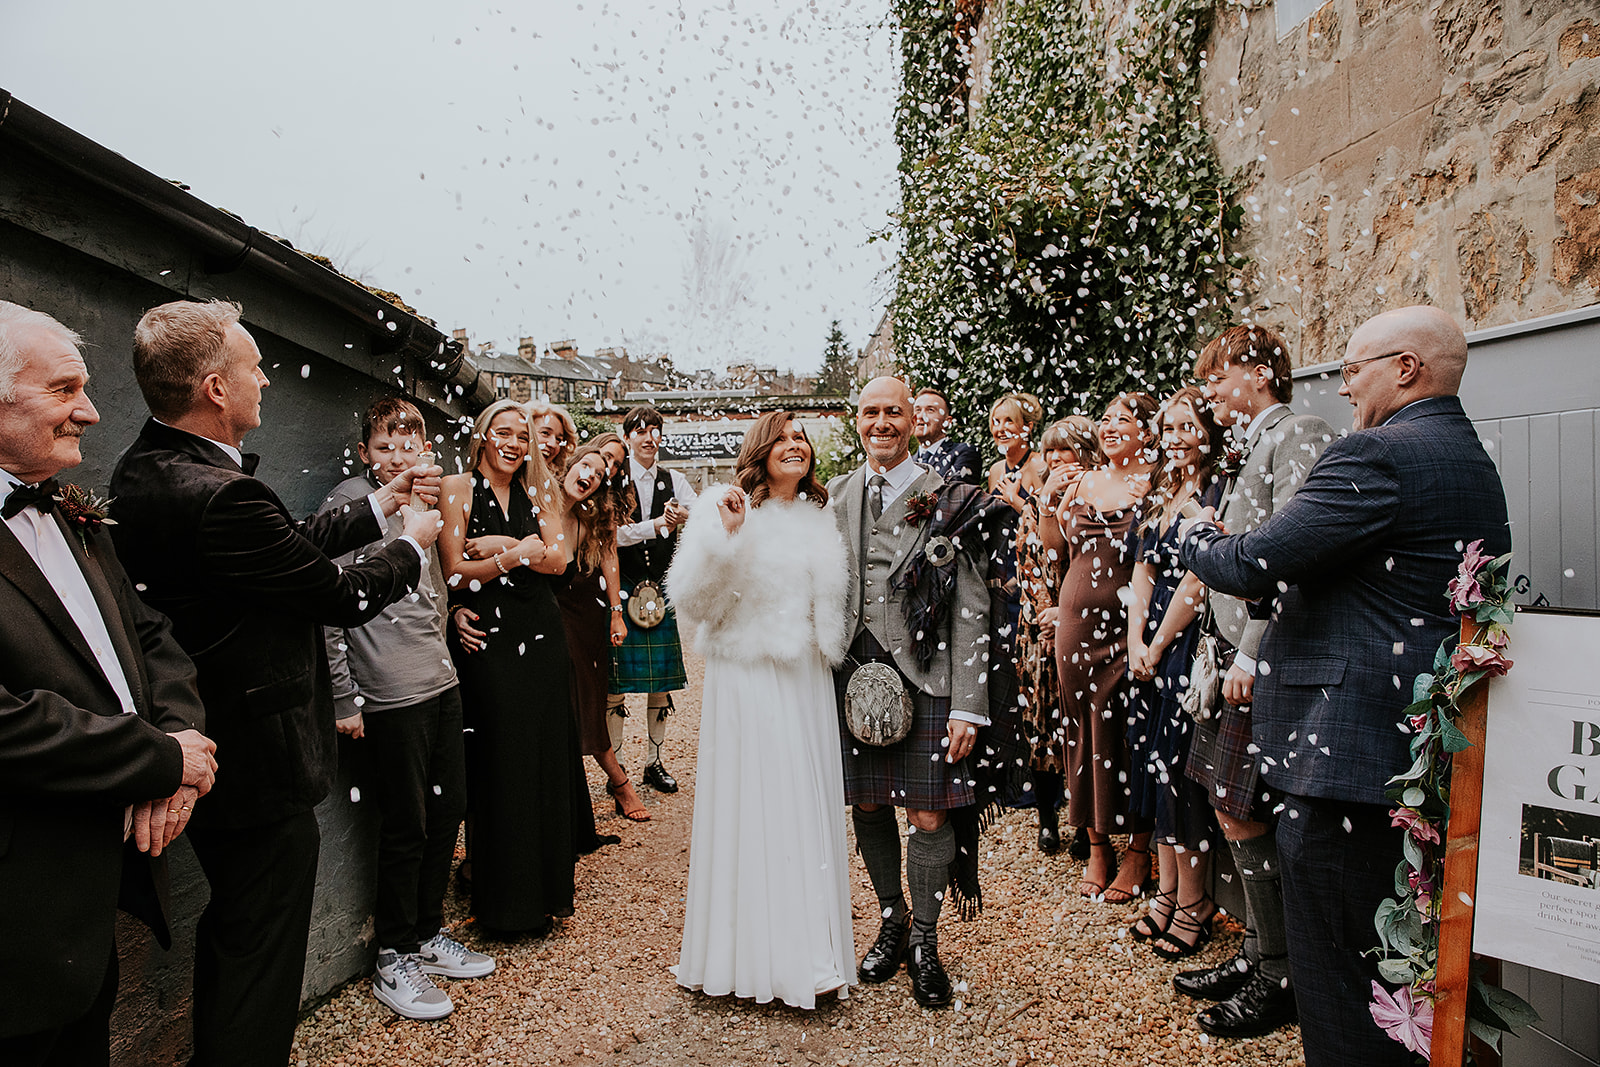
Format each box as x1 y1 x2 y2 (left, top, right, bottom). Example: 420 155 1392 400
518 337 535 361
548 339 578 360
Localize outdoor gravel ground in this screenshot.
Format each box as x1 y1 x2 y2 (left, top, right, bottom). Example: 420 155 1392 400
291 654 1307 1066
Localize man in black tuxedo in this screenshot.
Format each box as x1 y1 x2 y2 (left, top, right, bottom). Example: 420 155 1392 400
1181 306 1511 1067
0 301 215 1067
911 387 981 485
110 299 440 1067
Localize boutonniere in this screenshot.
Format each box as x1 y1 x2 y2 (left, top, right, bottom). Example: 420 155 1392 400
55 484 117 548
904 490 938 526
1219 446 1244 478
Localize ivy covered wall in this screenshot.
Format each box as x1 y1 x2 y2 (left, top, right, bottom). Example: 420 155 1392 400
889 0 1246 439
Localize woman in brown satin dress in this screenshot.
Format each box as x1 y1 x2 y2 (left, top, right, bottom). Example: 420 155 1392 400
1043 392 1159 901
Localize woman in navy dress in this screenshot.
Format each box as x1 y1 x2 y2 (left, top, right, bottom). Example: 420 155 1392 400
1125 385 1223 957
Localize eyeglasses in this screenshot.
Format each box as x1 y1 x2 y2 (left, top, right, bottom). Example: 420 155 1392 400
1339 351 1413 383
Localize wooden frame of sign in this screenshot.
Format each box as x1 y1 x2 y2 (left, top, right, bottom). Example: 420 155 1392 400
1432 615 1493 1067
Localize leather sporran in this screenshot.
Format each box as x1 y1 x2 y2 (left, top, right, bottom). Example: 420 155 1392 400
844 661 915 746
626 579 667 629
1179 631 1225 723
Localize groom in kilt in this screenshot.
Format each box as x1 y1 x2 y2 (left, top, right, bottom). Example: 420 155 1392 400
827 376 991 1009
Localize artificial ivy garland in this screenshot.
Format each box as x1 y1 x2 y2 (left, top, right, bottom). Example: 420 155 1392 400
1369 541 1538 1057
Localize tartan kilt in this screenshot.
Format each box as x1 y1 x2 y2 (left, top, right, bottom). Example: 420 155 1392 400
834 667 975 812
609 601 687 694
1185 701 1261 821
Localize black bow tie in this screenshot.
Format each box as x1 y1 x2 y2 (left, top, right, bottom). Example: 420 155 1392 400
2 478 62 520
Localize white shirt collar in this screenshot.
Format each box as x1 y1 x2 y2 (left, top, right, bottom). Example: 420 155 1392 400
1240 402 1287 447
867 453 921 496
629 456 657 483
155 418 244 467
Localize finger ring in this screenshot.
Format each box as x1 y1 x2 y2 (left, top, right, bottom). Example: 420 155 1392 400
181 805 191 811
167 808 179 814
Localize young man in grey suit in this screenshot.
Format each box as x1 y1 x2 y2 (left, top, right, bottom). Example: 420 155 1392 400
1181 306 1511 1067
1175 324 1332 1037
827 376 989 1009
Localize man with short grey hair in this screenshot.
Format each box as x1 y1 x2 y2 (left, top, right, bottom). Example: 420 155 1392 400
111 299 441 1067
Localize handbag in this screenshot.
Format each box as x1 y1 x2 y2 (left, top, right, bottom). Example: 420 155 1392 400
625 579 667 629
844 661 915 746
1179 601 1225 723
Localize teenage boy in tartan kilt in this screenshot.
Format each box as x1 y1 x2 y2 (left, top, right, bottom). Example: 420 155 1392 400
607 405 697 794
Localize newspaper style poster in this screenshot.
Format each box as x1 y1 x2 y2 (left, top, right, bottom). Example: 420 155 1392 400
1474 609 1600 978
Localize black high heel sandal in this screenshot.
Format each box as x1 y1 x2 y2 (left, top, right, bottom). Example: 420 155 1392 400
1152 898 1215 961
1131 889 1176 942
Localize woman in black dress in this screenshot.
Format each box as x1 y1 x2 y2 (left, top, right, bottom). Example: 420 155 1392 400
440 399 574 935
552 435 650 822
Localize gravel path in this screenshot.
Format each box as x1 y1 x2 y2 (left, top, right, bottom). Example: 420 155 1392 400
292 655 1307 1066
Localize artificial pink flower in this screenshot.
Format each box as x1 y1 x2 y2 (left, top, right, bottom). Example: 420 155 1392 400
1446 539 1489 611
1370 981 1434 1056
1450 638 1513 678
1391 807 1441 845
1408 868 1435 919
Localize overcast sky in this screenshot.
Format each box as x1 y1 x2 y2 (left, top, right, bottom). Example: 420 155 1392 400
2 0 901 373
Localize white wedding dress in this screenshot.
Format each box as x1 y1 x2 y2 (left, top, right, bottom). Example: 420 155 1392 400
665 491 855 1009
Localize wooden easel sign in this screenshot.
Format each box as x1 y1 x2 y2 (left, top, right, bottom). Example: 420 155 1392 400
1474 608 1600 976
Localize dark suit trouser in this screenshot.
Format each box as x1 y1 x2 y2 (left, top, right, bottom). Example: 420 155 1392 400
0 949 116 1067
1277 793 1414 1067
188 811 320 1067
360 687 467 954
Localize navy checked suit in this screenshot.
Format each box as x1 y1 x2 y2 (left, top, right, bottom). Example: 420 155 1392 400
1181 394 1510 1067
914 438 982 486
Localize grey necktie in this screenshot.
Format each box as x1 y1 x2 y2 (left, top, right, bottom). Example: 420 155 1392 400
868 474 888 520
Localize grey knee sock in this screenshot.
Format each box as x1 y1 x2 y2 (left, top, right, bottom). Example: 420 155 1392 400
852 806 907 925
906 821 956 948
1229 832 1290 982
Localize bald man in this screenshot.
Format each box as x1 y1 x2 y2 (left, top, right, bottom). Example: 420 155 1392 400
827 376 989 1009
1178 306 1511 1066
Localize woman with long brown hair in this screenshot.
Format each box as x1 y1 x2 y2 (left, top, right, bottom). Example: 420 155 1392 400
460 431 650 831
1017 416 1103 854
1125 386 1223 958
1043 391 1160 903
666 412 854 1008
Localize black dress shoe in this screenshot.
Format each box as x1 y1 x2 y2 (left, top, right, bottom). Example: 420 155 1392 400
1173 948 1254 1001
1197 971 1298 1038
642 761 678 793
857 917 910 983
1038 825 1061 854
906 943 952 1009
1068 826 1091 861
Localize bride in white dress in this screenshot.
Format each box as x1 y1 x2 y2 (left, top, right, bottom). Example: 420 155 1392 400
666 411 854 1008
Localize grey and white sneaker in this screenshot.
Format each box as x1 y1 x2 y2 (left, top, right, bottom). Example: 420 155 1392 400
373 950 454 1020
416 929 496 979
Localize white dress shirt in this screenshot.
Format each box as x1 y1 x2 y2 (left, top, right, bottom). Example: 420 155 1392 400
617 457 699 547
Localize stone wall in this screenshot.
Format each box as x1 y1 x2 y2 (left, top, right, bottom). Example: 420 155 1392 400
1200 0 1600 364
